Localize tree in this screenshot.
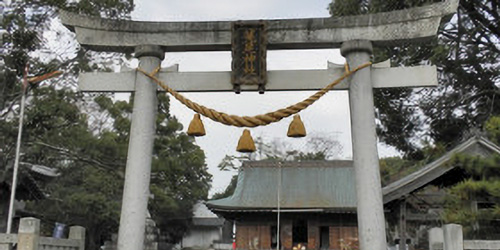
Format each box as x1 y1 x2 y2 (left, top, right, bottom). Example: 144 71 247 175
380 115 500 239
443 154 500 239
211 175 238 200
0 0 134 169
484 116 500 145
329 0 500 159
329 2 500 239
379 142 447 186
1 1 212 247
143 94 212 243
21 91 212 248
0 2 133 244
15 87 125 249
443 115 500 239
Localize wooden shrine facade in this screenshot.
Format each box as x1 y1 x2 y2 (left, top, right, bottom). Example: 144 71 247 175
234 213 358 250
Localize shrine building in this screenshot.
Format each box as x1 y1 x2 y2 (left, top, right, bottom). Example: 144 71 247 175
206 160 359 250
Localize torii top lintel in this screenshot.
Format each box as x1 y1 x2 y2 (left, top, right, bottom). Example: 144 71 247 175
60 0 458 53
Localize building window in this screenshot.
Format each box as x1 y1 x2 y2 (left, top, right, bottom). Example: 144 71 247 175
293 220 308 245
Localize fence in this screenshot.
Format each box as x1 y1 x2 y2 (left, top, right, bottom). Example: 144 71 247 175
429 224 500 250
0 217 85 250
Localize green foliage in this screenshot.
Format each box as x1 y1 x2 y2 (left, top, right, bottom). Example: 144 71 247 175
5 87 126 249
64 0 134 18
329 0 500 159
379 157 415 186
0 2 210 245
0 0 134 115
378 116 500 238
1 1 212 247
211 175 238 200
0 0 132 243
329 0 369 16
329 0 440 17
34 166 123 248
92 93 212 243
378 120 500 238
444 154 500 239
441 117 500 238
379 142 447 185
485 116 500 145
14 90 212 248
448 154 500 181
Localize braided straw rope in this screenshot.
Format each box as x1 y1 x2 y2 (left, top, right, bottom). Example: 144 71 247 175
137 62 371 128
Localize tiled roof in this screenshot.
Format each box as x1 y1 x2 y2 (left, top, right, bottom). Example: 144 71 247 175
207 160 356 212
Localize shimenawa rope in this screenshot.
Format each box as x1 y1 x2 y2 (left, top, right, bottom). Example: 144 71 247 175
137 62 371 128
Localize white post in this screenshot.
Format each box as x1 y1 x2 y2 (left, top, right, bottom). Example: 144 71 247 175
341 40 387 250
117 45 164 250
443 224 463 250
429 227 444 250
69 226 86 250
17 217 40 250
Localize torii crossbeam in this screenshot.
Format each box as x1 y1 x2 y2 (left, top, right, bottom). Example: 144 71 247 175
79 63 437 93
60 1 458 250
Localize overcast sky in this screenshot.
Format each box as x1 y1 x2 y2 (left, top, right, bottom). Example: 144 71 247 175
129 0 399 195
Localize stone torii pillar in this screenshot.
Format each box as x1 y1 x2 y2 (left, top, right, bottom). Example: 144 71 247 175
342 40 385 250
118 45 164 250
59 1 458 250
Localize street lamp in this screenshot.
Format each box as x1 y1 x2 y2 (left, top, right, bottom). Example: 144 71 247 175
5 64 29 234
5 67 62 233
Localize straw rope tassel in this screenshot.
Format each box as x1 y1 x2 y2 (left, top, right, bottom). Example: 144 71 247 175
287 115 306 137
237 129 256 153
187 113 206 136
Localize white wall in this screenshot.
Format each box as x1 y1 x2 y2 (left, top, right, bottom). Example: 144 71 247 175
181 227 221 249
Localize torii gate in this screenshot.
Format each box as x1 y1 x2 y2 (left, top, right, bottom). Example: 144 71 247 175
60 1 458 250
